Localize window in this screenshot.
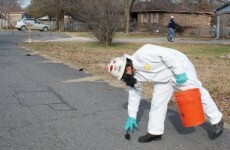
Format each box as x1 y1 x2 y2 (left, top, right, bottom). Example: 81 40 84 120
143 13 148 23
24 19 35 25
152 13 159 23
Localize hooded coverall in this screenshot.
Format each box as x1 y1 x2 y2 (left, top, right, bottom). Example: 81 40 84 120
126 44 222 135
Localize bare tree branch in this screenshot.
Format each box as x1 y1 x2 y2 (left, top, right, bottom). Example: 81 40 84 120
73 0 124 46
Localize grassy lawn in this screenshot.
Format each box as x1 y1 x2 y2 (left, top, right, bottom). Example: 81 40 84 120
18 41 230 123
65 32 213 40
65 32 157 38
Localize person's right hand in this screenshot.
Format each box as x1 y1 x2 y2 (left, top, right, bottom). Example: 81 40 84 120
134 82 143 91
124 117 138 132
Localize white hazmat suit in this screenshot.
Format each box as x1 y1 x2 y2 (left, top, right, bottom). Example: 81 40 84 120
126 44 222 135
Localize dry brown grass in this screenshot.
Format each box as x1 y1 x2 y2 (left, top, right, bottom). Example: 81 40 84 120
18 42 230 123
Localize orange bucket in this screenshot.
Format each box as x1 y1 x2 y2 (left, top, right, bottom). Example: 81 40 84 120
174 88 205 127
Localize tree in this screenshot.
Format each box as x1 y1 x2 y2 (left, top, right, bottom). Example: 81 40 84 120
0 0 19 18
73 0 124 46
0 0 20 28
124 0 135 34
27 0 124 45
27 0 75 31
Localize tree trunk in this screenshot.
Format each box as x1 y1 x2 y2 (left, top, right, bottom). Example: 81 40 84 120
59 10 65 32
125 7 130 34
56 13 59 31
124 0 134 34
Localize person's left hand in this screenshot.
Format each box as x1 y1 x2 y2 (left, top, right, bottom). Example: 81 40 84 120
176 73 188 84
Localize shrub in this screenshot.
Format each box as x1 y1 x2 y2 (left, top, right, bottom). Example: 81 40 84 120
175 23 184 33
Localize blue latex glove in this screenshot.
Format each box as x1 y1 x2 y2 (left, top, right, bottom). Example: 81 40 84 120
124 117 138 132
176 73 188 84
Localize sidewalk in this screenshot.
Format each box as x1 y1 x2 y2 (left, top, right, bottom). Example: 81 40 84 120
114 37 230 45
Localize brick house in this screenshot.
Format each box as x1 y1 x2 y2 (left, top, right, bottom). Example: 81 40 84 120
130 0 215 37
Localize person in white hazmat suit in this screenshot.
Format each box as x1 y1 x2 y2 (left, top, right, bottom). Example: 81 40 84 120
108 44 224 143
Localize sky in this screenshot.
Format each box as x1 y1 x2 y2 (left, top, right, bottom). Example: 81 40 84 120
20 0 31 8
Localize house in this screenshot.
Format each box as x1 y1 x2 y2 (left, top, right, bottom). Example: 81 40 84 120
8 6 25 28
130 0 215 37
214 4 230 39
0 5 24 29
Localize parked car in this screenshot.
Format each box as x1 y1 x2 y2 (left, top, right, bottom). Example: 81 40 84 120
15 18 49 32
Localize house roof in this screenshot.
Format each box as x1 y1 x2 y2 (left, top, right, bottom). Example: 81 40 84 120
7 5 24 13
131 1 214 15
214 3 230 14
214 3 230 11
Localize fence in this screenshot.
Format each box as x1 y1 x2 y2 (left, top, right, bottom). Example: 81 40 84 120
0 19 8 29
1 19 88 32
65 21 88 32
222 27 230 38
42 20 88 32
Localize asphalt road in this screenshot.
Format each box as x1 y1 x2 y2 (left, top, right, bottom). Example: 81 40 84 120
0 30 229 150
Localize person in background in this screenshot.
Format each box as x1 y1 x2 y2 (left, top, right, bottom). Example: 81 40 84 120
108 44 224 143
168 16 176 42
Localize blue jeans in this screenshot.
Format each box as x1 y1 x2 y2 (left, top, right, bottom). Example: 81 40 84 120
168 28 175 41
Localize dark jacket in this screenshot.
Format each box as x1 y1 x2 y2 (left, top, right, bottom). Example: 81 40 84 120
168 19 175 29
